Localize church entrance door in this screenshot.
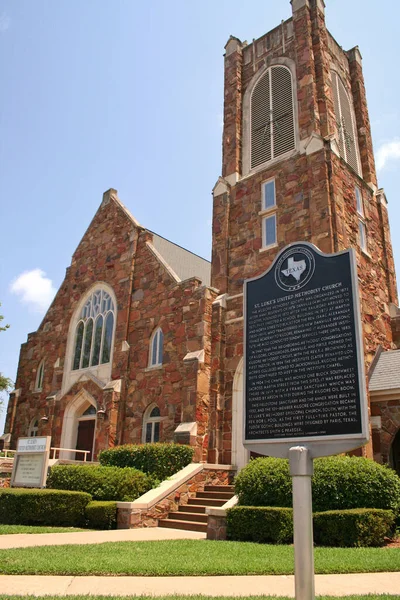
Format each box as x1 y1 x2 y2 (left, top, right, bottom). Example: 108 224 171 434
76 419 95 461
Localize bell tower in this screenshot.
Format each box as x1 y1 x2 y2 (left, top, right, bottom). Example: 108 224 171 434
209 0 398 466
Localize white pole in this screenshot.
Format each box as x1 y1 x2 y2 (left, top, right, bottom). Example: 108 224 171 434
289 446 315 600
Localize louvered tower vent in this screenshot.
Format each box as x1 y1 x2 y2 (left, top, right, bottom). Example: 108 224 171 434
251 65 295 169
331 71 361 176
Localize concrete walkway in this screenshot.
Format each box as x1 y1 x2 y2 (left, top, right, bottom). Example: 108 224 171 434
0 527 206 549
1 573 400 597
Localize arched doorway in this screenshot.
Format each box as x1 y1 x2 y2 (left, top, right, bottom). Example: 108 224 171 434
390 429 400 476
231 358 250 471
60 390 97 461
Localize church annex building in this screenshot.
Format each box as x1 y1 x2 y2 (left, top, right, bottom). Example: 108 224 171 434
4 0 400 475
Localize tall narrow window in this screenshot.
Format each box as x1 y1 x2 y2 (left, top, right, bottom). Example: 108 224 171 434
143 405 162 443
28 418 39 437
35 360 45 391
331 71 361 176
260 179 277 249
356 186 367 252
72 289 116 371
251 65 295 169
149 328 164 367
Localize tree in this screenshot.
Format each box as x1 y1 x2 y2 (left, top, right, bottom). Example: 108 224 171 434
0 304 12 403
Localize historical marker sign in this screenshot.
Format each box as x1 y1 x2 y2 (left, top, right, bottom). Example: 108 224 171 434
244 242 369 458
11 436 51 488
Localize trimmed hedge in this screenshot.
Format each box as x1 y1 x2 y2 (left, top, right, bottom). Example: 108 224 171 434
99 443 194 480
47 464 154 501
85 501 117 530
0 488 91 526
226 506 395 547
313 508 395 547
234 456 400 513
227 506 293 544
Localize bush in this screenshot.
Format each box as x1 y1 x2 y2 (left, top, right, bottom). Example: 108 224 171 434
227 506 293 543
0 488 91 526
235 456 400 514
234 458 292 507
85 501 117 530
99 443 194 481
313 508 395 547
47 464 154 501
226 505 394 547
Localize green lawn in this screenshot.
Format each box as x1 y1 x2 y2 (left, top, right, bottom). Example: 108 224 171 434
0 525 88 535
1 540 400 576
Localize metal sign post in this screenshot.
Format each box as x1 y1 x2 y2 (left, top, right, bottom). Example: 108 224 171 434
243 242 369 600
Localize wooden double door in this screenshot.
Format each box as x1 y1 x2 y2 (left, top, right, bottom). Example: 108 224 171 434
76 419 95 461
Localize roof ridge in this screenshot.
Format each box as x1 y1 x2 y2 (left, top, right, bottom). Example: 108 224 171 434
148 230 211 264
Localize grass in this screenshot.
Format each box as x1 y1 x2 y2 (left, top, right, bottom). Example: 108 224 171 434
0 524 88 535
0 597 400 600
1 540 400 576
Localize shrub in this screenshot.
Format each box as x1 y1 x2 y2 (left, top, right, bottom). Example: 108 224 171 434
227 506 293 543
47 464 154 501
313 508 395 547
234 458 292 507
99 443 194 480
0 488 91 526
235 456 400 514
85 501 117 530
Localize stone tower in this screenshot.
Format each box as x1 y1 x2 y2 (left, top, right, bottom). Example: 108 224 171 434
208 0 398 467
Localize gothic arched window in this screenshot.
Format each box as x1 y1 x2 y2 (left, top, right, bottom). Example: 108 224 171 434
331 71 361 176
142 405 162 443
72 289 116 371
28 417 39 437
35 360 45 391
149 327 164 367
251 65 295 169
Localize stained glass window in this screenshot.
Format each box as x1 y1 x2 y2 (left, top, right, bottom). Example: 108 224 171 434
72 289 116 371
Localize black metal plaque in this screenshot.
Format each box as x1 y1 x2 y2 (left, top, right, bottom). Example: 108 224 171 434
244 243 365 443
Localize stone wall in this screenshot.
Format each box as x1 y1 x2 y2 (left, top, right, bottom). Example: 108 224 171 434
117 467 234 529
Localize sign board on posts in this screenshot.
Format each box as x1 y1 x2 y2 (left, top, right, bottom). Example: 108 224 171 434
244 242 369 459
244 242 369 600
11 436 51 488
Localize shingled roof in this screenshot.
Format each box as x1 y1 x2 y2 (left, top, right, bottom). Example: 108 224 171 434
151 232 211 287
369 349 400 392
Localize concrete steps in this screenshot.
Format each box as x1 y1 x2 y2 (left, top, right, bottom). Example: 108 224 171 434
158 484 235 533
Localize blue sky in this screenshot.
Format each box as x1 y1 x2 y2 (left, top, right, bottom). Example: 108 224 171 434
1 0 400 433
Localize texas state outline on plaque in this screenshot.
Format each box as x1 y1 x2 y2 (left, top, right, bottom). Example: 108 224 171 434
281 256 306 282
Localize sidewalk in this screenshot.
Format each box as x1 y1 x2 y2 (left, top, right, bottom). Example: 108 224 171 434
0 527 206 549
1 573 400 597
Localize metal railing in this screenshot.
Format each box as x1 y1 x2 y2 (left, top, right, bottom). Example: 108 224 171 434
50 447 90 461
0 450 16 460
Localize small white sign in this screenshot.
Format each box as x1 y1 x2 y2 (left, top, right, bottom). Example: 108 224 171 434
17 437 48 453
13 454 45 487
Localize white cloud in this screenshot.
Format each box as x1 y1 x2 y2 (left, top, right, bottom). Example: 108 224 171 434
10 269 56 313
0 13 10 33
375 140 400 171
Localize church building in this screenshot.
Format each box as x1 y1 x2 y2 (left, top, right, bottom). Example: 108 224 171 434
4 0 400 474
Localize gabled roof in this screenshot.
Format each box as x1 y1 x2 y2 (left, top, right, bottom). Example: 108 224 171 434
369 349 400 392
111 190 211 287
151 232 211 286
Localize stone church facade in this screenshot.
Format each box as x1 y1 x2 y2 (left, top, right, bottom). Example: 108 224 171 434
4 0 400 473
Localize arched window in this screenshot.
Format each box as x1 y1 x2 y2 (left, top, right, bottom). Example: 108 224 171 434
142 405 162 443
251 65 295 169
35 360 45 391
72 289 116 371
28 418 39 437
149 327 164 367
331 71 361 176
